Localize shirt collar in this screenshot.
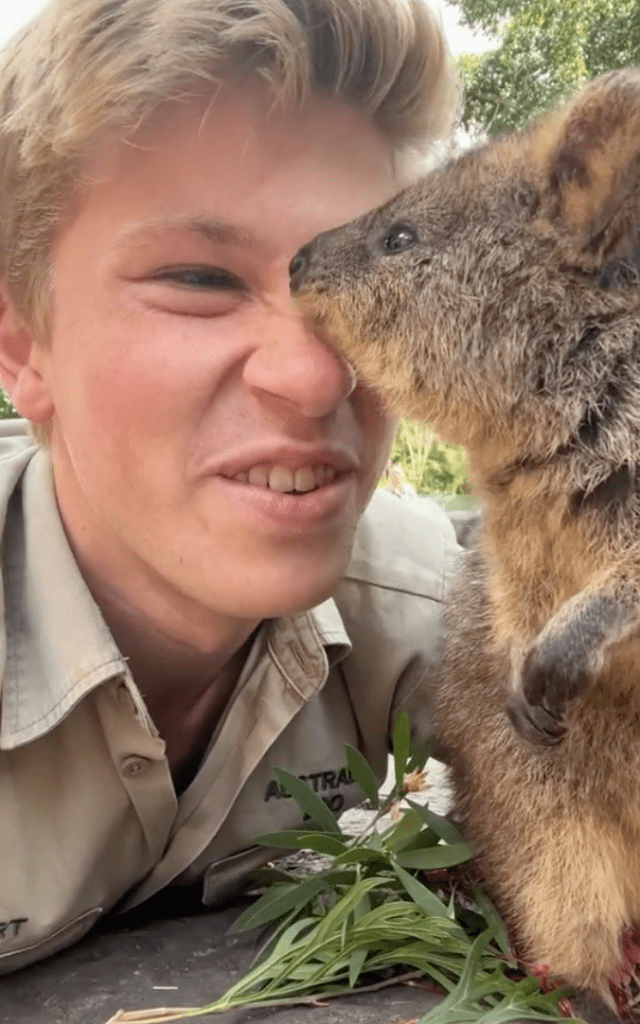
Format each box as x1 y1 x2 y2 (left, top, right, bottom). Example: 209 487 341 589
0 449 353 749
265 599 351 704
307 598 352 667
0 448 127 749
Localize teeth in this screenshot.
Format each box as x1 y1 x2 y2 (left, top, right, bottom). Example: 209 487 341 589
233 463 339 492
294 467 317 492
268 466 295 492
248 466 269 487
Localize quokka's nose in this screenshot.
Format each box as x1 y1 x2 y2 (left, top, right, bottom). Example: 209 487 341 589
289 243 312 292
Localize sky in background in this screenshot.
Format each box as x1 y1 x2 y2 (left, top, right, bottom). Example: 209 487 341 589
0 0 494 55
433 0 494 55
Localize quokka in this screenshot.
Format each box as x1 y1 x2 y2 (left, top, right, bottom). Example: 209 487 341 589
290 69 640 1022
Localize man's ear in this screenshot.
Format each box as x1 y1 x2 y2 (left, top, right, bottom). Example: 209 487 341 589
533 69 640 261
0 284 54 424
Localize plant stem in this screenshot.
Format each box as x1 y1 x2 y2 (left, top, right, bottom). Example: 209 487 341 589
104 970 428 1024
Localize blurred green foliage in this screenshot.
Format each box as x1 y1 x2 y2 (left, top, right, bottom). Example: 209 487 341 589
383 419 469 496
458 0 640 137
0 390 16 419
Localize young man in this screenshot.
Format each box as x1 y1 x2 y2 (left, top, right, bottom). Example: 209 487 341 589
0 0 460 972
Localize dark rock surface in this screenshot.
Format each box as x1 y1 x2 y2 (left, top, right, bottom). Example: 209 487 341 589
0 895 441 1024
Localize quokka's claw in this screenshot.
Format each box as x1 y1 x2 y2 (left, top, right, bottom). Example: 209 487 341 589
521 644 591 714
506 693 566 746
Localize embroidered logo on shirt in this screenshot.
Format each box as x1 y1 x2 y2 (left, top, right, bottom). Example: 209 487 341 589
0 919 28 941
263 765 354 814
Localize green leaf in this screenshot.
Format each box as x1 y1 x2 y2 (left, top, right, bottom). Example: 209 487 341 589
313 877 387 944
406 800 467 846
419 927 495 1023
391 860 453 920
392 712 411 793
229 876 326 933
353 891 371 922
348 947 368 988
315 869 360 887
333 847 389 867
407 737 436 774
272 767 342 833
385 808 426 852
345 744 380 808
217 917 320 1006
255 830 348 855
368 828 383 852
395 842 474 871
399 828 441 853
266 916 321 964
470 884 512 958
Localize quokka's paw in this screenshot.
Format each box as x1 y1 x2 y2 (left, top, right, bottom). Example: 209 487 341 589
521 640 591 709
507 640 591 745
506 692 566 746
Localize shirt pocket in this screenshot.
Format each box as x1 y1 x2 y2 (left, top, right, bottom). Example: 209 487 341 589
0 907 103 975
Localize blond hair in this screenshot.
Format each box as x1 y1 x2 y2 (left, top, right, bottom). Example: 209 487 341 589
0 0 457 338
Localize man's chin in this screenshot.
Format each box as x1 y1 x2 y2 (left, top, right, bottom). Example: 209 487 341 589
255 578 345 619
243 554 354 619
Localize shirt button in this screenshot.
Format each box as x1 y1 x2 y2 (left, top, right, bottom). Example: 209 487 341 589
120 755 152 778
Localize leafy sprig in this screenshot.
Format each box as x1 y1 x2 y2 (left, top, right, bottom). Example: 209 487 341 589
104 715 580 1024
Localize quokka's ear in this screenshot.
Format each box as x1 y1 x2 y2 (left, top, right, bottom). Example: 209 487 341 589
533 69 640 261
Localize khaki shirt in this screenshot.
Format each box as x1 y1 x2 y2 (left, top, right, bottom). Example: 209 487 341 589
0 419 460 973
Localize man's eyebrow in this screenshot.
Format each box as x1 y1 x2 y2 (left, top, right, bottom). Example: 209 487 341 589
116 216 261 249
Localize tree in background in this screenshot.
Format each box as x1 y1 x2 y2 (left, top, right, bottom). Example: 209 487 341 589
380 420 469 497
459 0 640 137
0 389 15 419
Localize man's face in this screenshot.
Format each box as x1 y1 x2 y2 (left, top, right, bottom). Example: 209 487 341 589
32 85 398 635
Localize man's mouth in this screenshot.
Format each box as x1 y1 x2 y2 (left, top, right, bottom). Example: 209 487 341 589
224 464 338 494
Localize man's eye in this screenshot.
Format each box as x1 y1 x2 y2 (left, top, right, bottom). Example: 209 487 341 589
151 266 246 291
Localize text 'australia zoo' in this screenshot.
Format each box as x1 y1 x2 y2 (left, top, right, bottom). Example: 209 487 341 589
263 766 354 814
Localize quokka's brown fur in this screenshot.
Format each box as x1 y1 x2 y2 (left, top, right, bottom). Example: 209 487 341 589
291 69 640 1021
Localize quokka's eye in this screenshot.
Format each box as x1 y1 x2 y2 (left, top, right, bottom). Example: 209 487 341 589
381 223 419 254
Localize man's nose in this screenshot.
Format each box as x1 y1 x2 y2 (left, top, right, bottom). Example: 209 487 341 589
243 319 356 419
